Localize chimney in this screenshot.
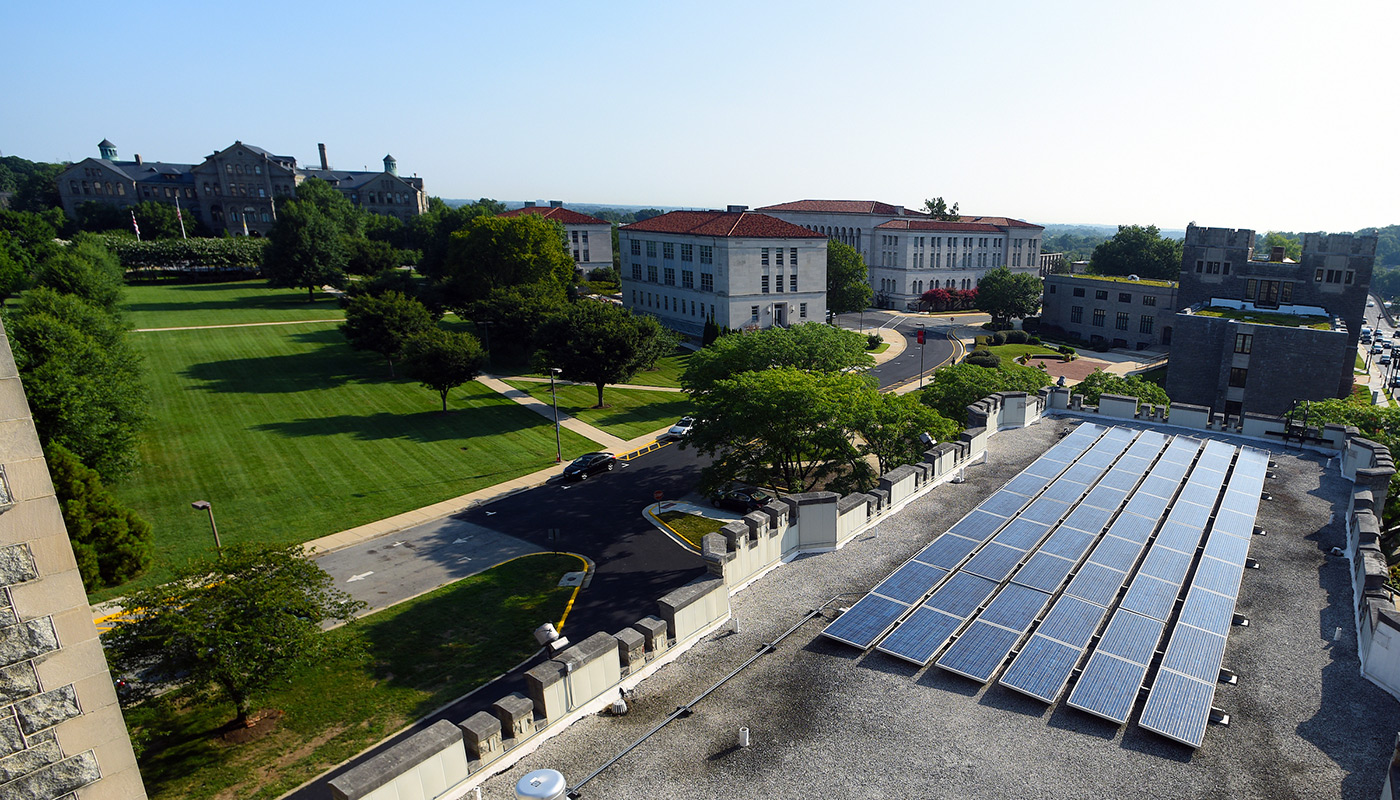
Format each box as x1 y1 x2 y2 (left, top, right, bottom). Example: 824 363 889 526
134 154 142 165
549 200 563 208
727 204 748 213
318 143 329 171
1271 246 1285 262
524 201 536 208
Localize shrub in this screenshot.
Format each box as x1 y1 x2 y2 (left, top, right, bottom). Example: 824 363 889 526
1004 329 1029 344
47 443 153 590
966 349 1001 368
1058 345 1077 356
990 331 1008 346
1028 336 1042 345
1021 316 1041 333
866 333 883 350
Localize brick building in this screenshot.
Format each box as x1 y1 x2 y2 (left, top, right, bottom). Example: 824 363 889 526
1040 274 1178 350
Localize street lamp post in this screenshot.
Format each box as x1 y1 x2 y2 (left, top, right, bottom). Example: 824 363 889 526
477 321 492 365
190 500 222 554
549 367 563 463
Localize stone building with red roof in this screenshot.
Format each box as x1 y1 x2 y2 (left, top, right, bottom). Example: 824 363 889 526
500 201 613 277
618 206 828 335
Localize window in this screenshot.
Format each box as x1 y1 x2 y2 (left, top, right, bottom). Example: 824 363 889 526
1139 315 1154 334
682 270 694 288
1244 279 1258 300
664 267 675 286
647 265 658 282
1346 271 1355 284
761 248 770 266
761 276 770 294
646 241 656 258
632 264 642 281
1073 287 1085 297
1315 268 1324 282
572 231 579 243
775 249 784 266
751 305 759 320
1280 282 1293 303
1092 309 1105 327
1197 260 1204 273
1119 292 1132 303
1223 262 1231 275
1116 312 1129 330
1095 290 1108 300
681 243 693 262
583 249 589 261
790 248 797 265
582 231 589 244
663 242 674 260
700 245 713 264
1071 306 1083 324
1143 295 1157 306
1229 367 1248 388
800 303 808 318
789 275 797 292
1234 333 1252 354
631 240 641 257
701 273 713 292
1049 285 1057 294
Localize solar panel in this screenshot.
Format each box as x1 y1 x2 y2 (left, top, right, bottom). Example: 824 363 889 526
992 518 1052 551
913 534 980 569
1003 474 1050 497
1067 651 1148 723
1082 485 1129 511
1114 455 1153 474
1065 562 1126 607
1177 587 1235 636
980 489 1034 518
976 583 1050 632
1139 475 1181 499
1213 508 1256 538
1160 441 1202 465
1042 479 1089 504
1098 469 1141 492
1124 492 1170 521
1087 534 1143 572
1100 426 1137 443
925 572 998 618
1000 634 1083 702
876 606 963 664
1153 521 1203 555
1140 543 1195 585
821 594 909 648
1021 498 1070 526
1138 669 1216 747
873 561 949 604
1062 463 1105 485
1167 501 1211 531
1159 624 1227 683
1191 555 1244 599
1202 530 1250 567
1034 594 1106 647
1012 552 1077 592
1108 511 1158 544
936 621 1023 682
963 542 1025 582
1062 503 1114 535
1194 453 1233 475
1039 528 1096 561
949 509 1007 541
1176 482 1220 510
1025 459 1067 479
1096 610 1163 665
1119 574 1179 621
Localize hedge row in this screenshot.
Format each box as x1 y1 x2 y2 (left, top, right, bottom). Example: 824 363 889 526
97 235 268 271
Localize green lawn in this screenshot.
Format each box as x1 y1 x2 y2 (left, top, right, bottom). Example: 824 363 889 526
979 343 1064 361
504 380 691 441
525 347 694 389
656 509 725 548
105 325 597 600
1195 306 1330 329
123 553 579 800
122 280 346 329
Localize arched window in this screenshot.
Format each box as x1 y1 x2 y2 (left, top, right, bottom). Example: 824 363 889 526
69 180 78 193
117 184 125 196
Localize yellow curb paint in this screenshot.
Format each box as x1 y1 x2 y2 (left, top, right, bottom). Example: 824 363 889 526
645 506 700 553
554 552 592 633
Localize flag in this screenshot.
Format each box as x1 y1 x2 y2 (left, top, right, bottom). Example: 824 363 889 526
130 210 141 241
270 195 276 221
175 194 187 240
242 214 249 237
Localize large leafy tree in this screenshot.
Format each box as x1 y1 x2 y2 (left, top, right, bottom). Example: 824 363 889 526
534 301 671 408
1089 225 1183 280
688 367 871 494
853 392 961 475
918 361 1052 423
976 266 1043 325
827 239 873 315
471 284 568 364
681 322 873 395
407 197 503 278
263 199 346 301
923 197 961 221
1073 369 1170 407
29 233 125 312
46 442 152 591
1257 231 1302 262
341 291 435 377
105 543 364 726
402 328 487 411
289 176 365 238
438 214 574 310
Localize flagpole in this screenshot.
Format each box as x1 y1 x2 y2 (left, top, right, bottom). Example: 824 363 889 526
130 210 141 242
175 194 187 240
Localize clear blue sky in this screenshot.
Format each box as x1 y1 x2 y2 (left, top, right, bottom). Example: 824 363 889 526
4 0 1397 233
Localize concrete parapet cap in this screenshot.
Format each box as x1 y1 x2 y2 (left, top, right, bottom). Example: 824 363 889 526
492 692 533 722
329 720 462 800
758 500 788 531
869 488 890 508
837 493 871 513
780 491 839 506
554 631 618 670
614 627 644 649
1169 401 1211 414
459 711 500 741
701 532 734 563
879 465 919 486
632 615 667 641
960 426 987 444
524 659 566 690
658 575 726 615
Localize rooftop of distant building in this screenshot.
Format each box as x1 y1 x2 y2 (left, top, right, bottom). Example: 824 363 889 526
621 210 827 239
500 205 607 225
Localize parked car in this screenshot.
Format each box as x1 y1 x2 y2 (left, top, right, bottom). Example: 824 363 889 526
562 452 616 480
1391 375 1400 388
667 417 695 439
1391 330 1399 339
710 487 772 513
1372 344 1385 355
1382 354 1393 366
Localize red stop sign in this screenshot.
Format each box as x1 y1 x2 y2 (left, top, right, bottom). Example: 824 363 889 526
653 490 664 501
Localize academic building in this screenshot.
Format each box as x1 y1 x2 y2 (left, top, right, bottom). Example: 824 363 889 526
499 202 613 277
756 199 1044 310
1040 274 1179 351
618 207 828 336
55 140 427 237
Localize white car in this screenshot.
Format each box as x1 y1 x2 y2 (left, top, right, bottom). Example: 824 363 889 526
667 417 695 439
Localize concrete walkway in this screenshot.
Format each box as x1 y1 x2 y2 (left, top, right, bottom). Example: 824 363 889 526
133 319 341 333
504 376 684 393
642 500 745 551
476 375 632 451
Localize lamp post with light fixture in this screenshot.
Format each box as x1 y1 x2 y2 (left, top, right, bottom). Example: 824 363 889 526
190 500 222 555
549 367 563 463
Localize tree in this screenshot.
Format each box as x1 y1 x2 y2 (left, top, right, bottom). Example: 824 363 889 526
290 177 365 238
341 291 434 377
46 442 153 591
1257 231 1302 262
29 234 125 313
438 214 574 310
853 392 960 476
681 322 874 395
470 284 568 364
976 266 1043 325
344 237 403 276
631 313 682 373
1088 225 1183 281
634 208 664 222
919 362 1052 423
402 329 487 411
534 301 661 408
105 543 364 726
923 197 960 221
263 200 346 301
1073 369 1170 408
827 239 873 314
688 367 871 494
407 197 502 278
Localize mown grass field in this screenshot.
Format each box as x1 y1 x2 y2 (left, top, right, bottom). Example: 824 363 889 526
125 554 579 800
525 347 694 389
105 322 597 600
978 343 1064 361
122 280 346 328
503 380 691 441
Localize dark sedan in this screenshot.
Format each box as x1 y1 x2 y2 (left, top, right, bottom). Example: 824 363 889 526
711 487 771 513
562 452 616 480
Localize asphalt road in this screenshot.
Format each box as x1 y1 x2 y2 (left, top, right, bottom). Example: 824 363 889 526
832 309 963 389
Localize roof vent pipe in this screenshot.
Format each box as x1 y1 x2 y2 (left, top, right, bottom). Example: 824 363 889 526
515 769 568 800
738 727 751 748
727 205 748 213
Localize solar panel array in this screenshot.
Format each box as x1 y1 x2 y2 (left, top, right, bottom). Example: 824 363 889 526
821 421 1269 750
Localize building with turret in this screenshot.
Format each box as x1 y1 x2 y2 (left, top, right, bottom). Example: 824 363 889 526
55 140 427 237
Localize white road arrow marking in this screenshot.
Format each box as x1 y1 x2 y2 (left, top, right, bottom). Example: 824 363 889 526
389 541 406 547
457 556 473 563
346 571 374 583
453 537 473 544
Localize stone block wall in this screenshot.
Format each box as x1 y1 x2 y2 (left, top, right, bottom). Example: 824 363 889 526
1344 438 1400 702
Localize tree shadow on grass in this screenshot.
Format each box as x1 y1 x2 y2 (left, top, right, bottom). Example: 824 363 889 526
181 328 383 394
582 396 693 435
252 404 553 450
126 281 339 316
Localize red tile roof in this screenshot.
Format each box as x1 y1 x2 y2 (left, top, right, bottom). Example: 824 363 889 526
755 199 920 216
499 205 607 225
959 215 1043 230
875 219 1006 233
620 211 827 239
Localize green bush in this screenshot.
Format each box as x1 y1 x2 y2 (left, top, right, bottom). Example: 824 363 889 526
47 442 153 590
866 333 882 350
965 349 1001 368
1027 336 1042 345
1004 329 1029 344
98 234 267 272
1058 345 1077 356
990 331 1008 346
1021 316 1041 333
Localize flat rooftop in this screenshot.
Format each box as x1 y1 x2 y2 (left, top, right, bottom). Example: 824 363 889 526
480 419 1398 800
1192 307 1333 330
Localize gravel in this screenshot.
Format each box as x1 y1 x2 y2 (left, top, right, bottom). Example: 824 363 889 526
476 418 1399 800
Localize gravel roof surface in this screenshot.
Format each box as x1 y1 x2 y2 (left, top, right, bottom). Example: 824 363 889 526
479 417 1399 800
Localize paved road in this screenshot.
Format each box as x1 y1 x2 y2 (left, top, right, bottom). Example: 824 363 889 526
832 310 962 390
